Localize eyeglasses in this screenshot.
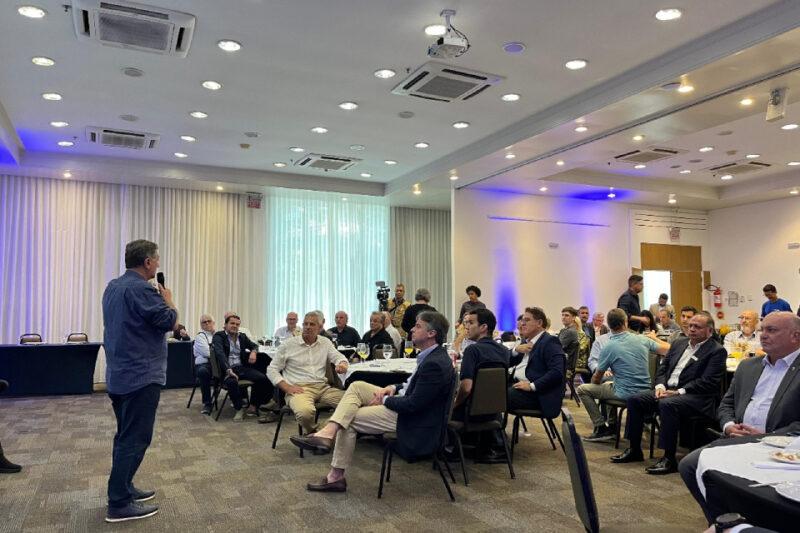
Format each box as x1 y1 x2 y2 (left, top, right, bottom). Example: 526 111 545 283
201 320 213 324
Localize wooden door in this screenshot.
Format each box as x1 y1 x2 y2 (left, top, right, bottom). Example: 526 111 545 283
671 271 703 312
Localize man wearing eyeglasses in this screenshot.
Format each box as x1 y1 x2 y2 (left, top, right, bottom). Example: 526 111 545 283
193 314 217 415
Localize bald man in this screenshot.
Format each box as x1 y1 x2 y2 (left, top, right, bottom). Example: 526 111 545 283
722 310 764 357
275 312 301 340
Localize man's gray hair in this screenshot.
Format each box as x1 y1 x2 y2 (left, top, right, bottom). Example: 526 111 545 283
304 311 322 324
311 310 325 323
124 239 158 269
414 288 432 303
417 311 449 345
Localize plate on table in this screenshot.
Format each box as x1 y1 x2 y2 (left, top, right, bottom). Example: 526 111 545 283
775 481 800 503
761 436 797 448
770 450 800 464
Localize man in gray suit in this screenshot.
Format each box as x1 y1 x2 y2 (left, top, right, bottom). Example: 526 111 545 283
679 311 800 523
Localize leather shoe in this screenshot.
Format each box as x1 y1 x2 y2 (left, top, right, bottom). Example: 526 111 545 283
290 434 334 453
610 448 644 463
475 449 509 464
307 476 347 493
645 456 678 475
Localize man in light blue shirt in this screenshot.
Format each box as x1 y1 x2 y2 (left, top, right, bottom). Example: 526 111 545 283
192 314 216 415
578 308 668 441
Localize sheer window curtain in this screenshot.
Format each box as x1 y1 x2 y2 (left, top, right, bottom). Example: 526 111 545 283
389 207 452 329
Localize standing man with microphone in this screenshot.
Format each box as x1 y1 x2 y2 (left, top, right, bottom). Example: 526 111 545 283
102 240 178 523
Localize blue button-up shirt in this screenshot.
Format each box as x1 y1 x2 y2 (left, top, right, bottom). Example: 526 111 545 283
742 348 800 432
388 344 438 399
102 270 177 394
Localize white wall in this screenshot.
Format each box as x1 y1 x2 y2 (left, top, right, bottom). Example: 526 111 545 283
708 196 800 320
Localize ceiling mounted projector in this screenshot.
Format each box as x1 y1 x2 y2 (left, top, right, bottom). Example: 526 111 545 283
428 9 470 59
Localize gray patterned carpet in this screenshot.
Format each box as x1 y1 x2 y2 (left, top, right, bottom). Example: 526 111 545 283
0 389 707 532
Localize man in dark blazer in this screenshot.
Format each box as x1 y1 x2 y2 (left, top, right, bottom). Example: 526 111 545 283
290 311 454 493
507 307 566 420
212 314 273 421
619 314 727 474
679 311 800 523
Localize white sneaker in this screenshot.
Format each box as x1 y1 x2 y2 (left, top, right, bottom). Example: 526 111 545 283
233 408 245 422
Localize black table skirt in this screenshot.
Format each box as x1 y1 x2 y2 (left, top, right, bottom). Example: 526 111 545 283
0 343 101 395
344 370 410 389
165 341 195 389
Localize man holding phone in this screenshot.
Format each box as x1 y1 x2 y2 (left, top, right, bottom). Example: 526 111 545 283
102 240 178 523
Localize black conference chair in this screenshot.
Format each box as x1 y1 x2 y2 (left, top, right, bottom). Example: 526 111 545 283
377 371 459 501
561 408 600 533
208 347 253 421
19 333 43 344
65 332 88 343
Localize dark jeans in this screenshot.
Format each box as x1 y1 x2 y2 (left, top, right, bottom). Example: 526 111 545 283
627 390 707 457
224 366 272 410
195 363 212 406
108 383 161 508
506 386 543 412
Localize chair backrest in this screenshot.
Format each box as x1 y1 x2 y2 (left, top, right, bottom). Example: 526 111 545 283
466 362 509 418
561 408 600 533
438 370 460 449
326 362 344 390
19 333 42 344
66 332 88 343
500 331 517 342
208 344 222 380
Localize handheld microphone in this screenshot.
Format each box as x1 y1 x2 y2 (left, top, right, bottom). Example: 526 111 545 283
157 272 166 287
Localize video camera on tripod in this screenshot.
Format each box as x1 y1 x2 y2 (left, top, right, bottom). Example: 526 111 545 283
375 281 391 311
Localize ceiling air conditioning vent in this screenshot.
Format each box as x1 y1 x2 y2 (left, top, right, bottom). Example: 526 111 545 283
71 0 195 57
614 147 683 164
391 61 504 102
293 154 361 171
706 160 771 175
86 127 160 149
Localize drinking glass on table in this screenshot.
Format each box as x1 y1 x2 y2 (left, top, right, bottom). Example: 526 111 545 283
356 342 368 363
382 344 393 360
403 340 414 358
331 333 338 347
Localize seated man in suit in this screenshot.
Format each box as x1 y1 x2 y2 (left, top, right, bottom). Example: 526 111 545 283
615 314 727 474
212 314 274 422
507 307 566 420
327 310 360 347
360 311 394 359
267 312 349 434
289 311 454 493
578 309 670 442
679 311 800 523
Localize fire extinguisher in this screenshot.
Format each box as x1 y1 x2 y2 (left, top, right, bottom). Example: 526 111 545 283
707 285 722 308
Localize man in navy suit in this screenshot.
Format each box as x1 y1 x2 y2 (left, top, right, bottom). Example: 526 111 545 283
290 311 454 493
618 314 727 474
507 307 566 420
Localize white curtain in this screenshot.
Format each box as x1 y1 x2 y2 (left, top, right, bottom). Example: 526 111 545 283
266 188 389 335
390 207 452 328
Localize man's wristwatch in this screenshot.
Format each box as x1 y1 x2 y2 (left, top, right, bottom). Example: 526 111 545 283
714 512 746 532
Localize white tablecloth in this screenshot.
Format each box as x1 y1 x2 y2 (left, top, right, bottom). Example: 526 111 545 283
696 441 800 498
338 358 418 385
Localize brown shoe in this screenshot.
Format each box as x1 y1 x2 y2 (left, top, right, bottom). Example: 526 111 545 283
290 434 334 453
307 477 347 492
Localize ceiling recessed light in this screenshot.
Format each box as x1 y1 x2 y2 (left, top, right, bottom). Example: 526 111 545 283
341 197 348 201
202 80 222 91
574 125 588 132
720 174 733 180
31 56 54 67
788 161 800 166
374 68 396 79
505 153 516 159
502 42 526 54
289 146 305 153
216 185 224 191
62 171 71 178
655 8 682 21
349 144 365 151
501 93 520 102
745 154 760 159
668 197 677 204
449 174 459 181
360 172 372 178
699 146 714 152
273 162 286 168
174 152 188 158
607 192 616 199
791 189 799 195
338 101 358 110
781 123 798 130
739 97 754 106
556 160 565 166
310 126 328 134
634 164 646 169
42 92 61 101
424 24 447 36
18 5 46 18
564 59 588 70
413 189 422 196
539 186 548 192
632 134 645 141
452 121 470 129
217 40 242 52
414 142 430 149
384 160 397 165
677 84 695 93
57 141 73 147
189 111 208 119
679 169 691 174
50 121 68 128
180 135 196 142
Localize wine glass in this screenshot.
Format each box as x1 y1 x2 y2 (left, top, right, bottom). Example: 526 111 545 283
356 342 368 363
382 344 393 360
404 340 414 358
331 333 338 346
